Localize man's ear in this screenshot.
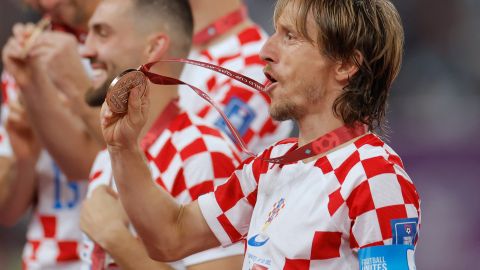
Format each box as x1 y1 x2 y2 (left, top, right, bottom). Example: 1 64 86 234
145 33 170 62
334 50 363 84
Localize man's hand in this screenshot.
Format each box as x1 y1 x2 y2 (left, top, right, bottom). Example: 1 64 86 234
80 185 129 248
28 31 93 109
1 23 37 88
101 86 150 152
5 97 41 162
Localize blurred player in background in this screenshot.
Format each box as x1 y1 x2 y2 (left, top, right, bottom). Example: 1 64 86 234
0 0 100 268
181 0 293 155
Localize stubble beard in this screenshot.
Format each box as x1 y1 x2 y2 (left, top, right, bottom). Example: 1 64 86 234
269 85 321 122
269 101 305 121
85 76 113 107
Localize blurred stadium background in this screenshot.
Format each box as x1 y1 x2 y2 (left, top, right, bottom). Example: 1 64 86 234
1 0 479 269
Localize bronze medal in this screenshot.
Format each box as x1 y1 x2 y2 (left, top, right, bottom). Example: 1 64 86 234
106 69 148 114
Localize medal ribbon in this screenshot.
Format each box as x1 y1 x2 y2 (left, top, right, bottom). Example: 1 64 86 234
193 5 248 45
133 59 368 164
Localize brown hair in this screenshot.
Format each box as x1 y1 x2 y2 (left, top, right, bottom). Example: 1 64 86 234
274 0 404 131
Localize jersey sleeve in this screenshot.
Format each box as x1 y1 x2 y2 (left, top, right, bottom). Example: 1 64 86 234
86 150 113 197
197 154 263 247
0 72 15 158
0 125 13 157
340 152 421 251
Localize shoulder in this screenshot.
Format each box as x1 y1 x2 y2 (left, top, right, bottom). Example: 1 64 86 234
325 134 419 213
320 134 417 212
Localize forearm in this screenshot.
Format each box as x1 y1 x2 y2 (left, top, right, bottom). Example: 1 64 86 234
100 223 174 270
109 146 190 260
21 77 101 180
77 106 105 147
0 156 37 226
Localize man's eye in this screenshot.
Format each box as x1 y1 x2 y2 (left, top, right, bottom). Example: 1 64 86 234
98 29 109 37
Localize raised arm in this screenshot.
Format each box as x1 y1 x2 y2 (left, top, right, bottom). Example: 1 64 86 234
2 25 102 180
101 87 219 261
81 185 243 269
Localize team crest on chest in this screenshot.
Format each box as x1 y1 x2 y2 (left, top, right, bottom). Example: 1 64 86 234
248 198 286 247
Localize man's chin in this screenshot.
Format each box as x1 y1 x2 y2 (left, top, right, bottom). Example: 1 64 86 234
269 103 305 122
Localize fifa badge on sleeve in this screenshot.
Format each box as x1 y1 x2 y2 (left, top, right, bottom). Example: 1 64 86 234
391 218 419 246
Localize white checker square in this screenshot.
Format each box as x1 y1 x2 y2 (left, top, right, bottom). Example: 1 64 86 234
183 152 214 187
352 209 383 247
368 173 405 208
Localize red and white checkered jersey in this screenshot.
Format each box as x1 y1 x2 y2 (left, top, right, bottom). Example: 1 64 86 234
1 72 88 270
179 24 293 155
198 134 421 270
83 110 245 269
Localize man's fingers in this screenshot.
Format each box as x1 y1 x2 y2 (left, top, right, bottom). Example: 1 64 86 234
100 102 117 128
3 37 26 60
128 86 149 127
12 23 32 42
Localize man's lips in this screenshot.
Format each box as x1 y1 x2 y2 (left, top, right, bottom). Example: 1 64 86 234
263 65 278 84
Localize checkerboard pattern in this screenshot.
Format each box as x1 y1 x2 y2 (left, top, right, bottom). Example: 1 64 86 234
179 25 292 155
85 111 243 268
198 133 421 269
1 72 87 269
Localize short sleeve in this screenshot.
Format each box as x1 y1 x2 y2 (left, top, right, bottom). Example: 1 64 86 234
197 157 259 247
346 157 421 251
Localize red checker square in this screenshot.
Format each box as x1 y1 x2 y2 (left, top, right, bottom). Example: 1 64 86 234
179 138 208 161
346 181 375 219
311 231 342 260
188 181 214 200
387 154 404 168
376 205 408 240
354 134 383 148
283 258 310 270
259 118 277 137
217 213 242 243
328 188 344 216
171 169 187 197
314 156 334 174
154 139 177 173
334 151 360 184
206 76 217 90
245 55 265 66
218 53 241 66
29 240 41 260
215 173 245 212
197 125 222 137
211 152 237 179
57 241 79 261
39 215 56 238
361 156 396 179
397 175 420 209
222 87 254 104
239 27 262 45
